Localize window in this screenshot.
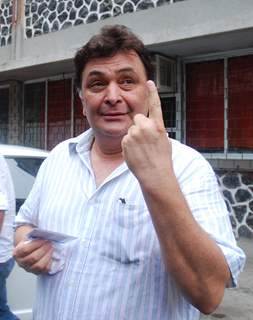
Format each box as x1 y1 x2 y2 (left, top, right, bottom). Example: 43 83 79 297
185 54 253 155
23 77 91 150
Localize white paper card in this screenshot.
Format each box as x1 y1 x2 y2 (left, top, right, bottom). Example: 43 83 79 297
26 228 78 275
26 228 77 243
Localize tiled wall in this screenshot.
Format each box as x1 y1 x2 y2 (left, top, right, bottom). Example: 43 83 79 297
0 0 12 46
0 0 187 43
217 171 253 239
24 0 183 38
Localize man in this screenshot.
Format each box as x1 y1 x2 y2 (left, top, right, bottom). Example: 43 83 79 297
14 25 245 320
0 154 19 320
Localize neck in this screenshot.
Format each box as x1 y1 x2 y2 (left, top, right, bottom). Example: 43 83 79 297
91 135 124 159
90 137 124 187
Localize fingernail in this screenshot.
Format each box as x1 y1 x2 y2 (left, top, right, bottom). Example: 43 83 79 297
147 80 155 88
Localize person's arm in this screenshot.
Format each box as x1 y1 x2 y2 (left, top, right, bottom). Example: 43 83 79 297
140 172 230 314
13 225 53 275
122 80 230 314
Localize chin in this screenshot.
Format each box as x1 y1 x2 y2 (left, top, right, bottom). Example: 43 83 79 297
99 126 130 139
105 129 128 138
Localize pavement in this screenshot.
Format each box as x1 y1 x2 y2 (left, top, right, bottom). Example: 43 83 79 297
200 238 253 320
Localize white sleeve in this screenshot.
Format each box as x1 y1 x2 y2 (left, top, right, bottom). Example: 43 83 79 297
15 157 48 228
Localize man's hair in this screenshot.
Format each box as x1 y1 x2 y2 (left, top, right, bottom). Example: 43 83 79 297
74 24 153 90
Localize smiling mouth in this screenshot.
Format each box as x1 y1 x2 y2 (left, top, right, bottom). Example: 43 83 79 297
102 112 128 117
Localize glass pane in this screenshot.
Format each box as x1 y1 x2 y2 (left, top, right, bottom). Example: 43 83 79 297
47 79 71 150
24 82 45 149
186 60 224 152
228 55 253 152
168 132 176 139
5 157 45 212
0 88 9 143
161 96 176 128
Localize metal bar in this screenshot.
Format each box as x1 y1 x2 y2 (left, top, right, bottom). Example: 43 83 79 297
70 77 74 137
44 80 48 150
224 58 228 157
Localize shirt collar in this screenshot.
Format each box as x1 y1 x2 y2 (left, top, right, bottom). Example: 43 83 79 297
68 128 94 156
67 128 129 186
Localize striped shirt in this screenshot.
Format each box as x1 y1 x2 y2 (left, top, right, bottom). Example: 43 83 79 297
16 129 245 320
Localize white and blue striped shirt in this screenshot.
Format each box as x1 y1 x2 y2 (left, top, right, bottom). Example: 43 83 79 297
16 129 245 320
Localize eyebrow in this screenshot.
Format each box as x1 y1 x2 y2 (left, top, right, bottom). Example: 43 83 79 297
86 67 136 78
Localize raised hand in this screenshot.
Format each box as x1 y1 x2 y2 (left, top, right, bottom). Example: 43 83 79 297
121 80 173 187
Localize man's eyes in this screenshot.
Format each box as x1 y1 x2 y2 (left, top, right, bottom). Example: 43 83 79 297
119 78 136 87
87 78 136 91
121 79 134 84
88 81 106 90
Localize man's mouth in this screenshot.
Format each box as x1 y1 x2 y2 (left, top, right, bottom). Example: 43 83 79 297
102 112 128 117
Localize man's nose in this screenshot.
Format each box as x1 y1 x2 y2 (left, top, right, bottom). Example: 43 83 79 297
104 82 122 106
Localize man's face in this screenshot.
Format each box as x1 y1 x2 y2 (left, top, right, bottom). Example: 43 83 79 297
80 50 149 140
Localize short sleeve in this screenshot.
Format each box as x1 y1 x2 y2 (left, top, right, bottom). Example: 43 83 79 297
15 157 48 228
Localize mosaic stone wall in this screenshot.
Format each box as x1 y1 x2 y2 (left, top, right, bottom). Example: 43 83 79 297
24 0 186 39
217 171 253 239
0 0 12 46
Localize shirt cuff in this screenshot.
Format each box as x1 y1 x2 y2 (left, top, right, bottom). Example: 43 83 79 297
218 242 246 287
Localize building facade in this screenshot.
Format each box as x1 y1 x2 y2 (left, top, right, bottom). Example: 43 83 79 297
0 0 253 237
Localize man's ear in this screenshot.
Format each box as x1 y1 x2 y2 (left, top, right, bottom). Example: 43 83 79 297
78 88 83 101
82 105 86 117
77 89 86 117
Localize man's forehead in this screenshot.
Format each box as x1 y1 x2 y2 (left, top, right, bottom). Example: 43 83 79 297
82 50 145 77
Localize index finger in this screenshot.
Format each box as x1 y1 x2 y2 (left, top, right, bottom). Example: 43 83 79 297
146 80 165 128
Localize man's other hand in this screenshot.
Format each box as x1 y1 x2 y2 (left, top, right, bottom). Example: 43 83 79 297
13 239 53 275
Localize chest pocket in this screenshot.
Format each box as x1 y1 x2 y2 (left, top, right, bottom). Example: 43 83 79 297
96 200 156 265
113 200 150 229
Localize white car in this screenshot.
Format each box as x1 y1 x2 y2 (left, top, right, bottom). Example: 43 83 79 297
0 144 48 320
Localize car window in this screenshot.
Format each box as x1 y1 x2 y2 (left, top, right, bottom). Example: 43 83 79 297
5 157 45 213
11 157 43 177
